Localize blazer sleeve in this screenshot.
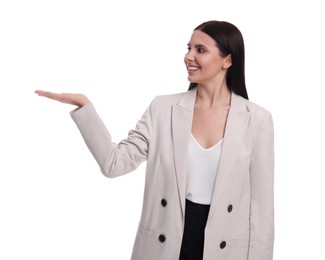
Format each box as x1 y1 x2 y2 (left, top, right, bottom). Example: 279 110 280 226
248 111 275 260
70 98 156 178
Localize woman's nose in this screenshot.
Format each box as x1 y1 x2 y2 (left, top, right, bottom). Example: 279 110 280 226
184 52 194 63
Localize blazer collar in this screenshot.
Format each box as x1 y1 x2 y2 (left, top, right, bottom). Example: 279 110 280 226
172 89 250 220
176 88 197 110
176 88 248 113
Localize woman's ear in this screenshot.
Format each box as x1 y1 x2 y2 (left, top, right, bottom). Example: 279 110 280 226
223 54 232 69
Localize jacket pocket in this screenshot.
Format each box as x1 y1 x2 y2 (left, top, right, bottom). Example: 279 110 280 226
131 224 169 260
226 239 249 260
136 224 166 247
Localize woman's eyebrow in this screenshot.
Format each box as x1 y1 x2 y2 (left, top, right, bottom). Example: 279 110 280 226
187 43 207 49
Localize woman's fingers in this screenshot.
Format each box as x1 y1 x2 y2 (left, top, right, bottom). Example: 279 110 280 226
35 90 64 102
35 90 90 107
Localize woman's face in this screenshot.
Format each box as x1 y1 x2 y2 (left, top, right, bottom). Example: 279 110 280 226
184 30 231 86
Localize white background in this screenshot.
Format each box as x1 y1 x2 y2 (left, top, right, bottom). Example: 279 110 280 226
1 0 324 259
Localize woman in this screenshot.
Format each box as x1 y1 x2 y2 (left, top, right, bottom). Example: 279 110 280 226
35 20 274 260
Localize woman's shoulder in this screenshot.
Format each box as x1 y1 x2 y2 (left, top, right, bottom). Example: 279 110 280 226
234 93 272 121
154 91 189 101
150 91 191 107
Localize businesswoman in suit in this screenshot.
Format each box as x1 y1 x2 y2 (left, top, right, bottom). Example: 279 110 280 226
35 20 274 260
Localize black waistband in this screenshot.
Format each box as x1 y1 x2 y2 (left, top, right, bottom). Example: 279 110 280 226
185 199 210 212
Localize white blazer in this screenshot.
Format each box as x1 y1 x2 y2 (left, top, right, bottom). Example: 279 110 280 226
71 88 274 260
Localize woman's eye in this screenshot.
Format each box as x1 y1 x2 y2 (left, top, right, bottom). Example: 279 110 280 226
198 47 205 53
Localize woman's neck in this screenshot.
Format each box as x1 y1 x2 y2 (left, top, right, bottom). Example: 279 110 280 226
196 83 231 108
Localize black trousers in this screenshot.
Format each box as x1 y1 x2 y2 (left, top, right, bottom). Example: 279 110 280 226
179 199 210 260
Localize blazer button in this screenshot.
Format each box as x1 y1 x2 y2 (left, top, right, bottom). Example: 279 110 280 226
227 204 233 213
220 241 227 249
158 234 166 243
161 199 167 207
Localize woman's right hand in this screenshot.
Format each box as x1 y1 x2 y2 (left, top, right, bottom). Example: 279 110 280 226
35 90 90 107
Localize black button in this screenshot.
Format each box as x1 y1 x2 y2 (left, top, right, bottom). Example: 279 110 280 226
220 241 226 249
227 204 233 213
161 199 167 207
158 234 166 243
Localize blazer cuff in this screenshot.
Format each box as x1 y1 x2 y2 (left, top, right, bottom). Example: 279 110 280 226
70 102 95 121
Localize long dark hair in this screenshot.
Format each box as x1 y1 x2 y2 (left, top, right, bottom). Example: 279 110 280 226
188 20 248 100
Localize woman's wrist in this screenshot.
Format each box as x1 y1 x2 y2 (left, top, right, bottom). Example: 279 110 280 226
77 94 90 107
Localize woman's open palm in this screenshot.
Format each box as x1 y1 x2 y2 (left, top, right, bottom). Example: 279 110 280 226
35 90 90 107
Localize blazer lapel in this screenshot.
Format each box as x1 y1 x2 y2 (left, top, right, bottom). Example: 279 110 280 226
208 93 250 219
171 89 196 218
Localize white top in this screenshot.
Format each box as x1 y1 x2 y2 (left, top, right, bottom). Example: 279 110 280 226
186 134 223 205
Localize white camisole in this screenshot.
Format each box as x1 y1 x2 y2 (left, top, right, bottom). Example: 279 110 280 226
186 134 223 205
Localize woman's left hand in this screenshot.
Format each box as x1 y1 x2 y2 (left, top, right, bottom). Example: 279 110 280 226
35 90 90 107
